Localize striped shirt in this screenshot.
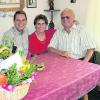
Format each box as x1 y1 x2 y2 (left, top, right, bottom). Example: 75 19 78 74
48 24 96 59
1 27 29 56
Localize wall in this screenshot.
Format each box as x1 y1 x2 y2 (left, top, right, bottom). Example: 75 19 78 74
85 0 100 51
0 0 88 34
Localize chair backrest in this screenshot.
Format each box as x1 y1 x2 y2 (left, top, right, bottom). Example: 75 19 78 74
94 51 100 64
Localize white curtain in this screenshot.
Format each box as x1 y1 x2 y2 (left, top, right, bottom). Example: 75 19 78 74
85 0 100 51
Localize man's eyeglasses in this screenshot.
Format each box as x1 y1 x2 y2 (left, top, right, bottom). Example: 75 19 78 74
61 16 70 20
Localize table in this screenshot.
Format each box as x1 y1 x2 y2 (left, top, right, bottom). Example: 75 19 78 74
23 53 100 100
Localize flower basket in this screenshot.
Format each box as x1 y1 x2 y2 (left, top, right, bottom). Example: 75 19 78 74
0 83 30 100
0 51 36 100
0 51 45 100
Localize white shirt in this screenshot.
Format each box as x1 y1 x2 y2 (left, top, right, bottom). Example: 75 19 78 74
48 24 96 59
1 27 29 56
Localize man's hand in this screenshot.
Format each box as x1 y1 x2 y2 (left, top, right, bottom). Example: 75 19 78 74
60 51 72 58
48 47 72 58
83 49 94 62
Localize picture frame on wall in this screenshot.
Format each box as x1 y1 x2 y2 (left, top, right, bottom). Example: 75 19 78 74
27 0 37 8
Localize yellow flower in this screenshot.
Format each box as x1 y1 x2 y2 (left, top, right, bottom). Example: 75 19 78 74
20 65 30 71
21 57 26 63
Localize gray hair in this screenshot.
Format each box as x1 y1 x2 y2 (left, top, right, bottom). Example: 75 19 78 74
61 8 75 18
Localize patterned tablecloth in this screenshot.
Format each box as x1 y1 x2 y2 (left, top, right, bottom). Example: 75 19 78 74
23 53 100 100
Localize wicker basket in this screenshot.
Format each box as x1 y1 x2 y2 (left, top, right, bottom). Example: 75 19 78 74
0 83 30 100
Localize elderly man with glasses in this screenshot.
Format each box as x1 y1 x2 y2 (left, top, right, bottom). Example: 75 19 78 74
48 8 96 100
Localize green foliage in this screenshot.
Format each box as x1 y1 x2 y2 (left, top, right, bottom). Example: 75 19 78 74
4 34 14 48
4 34 9 48
0 44 4 48
0 47 11 59
7 63 20 85
0 34 14 59
7 63 37 85
19 50 24 57
9 37 14 48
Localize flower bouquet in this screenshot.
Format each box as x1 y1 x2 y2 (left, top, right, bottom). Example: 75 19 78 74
0 51 45 100
0 34 13 60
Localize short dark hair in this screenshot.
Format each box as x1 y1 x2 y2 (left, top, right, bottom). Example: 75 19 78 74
34 14 48 25
13 10 27 21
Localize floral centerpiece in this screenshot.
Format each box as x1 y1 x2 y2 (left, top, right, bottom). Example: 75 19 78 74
0 50 45 100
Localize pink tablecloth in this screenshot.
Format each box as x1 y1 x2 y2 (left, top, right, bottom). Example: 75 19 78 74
23 53 100 100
